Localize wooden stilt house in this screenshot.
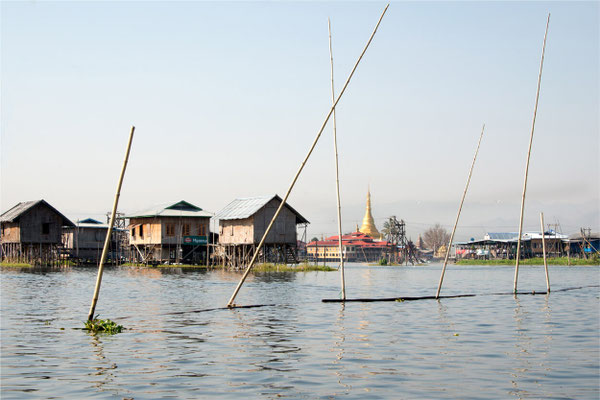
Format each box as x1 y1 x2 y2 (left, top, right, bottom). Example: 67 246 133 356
126 200 212 265
215 195 309 268
62 218 125 264
1 199 75 265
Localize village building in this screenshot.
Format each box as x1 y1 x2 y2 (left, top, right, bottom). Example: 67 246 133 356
62 218 125 264
454 231 569 260
306 231 391 263
126 200 212 264
567 231 599 258
215 195 309 268
0 199 75 264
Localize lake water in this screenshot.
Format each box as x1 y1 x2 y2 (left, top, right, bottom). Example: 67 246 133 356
1 263 598 399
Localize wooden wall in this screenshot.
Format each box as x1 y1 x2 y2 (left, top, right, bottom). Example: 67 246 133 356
129 217 210 245
219 218 254 245
1 222 21 243
253 198 298 244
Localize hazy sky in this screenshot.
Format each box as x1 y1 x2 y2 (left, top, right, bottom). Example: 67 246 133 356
1 1 598 242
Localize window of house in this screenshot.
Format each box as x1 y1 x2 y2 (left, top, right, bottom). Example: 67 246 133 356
139 224 144 238
42 223 50 235
183 224 190 236
230 226 234 236
166 224 175 236
198 224 205 236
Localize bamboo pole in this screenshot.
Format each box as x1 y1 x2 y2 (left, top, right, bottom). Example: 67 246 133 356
540 212 550 292
227 4 389 308
514 13 550 293
87 126 135 321
329 18 346 300
436 124 485 299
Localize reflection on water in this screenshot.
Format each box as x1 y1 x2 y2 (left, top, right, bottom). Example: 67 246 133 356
1 264 598 399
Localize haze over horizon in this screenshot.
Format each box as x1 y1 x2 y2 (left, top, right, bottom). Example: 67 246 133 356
1 1 598 242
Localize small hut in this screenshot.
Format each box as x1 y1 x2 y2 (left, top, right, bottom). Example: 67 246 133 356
215 195 309 268
126 200 212 264
0 199 75 264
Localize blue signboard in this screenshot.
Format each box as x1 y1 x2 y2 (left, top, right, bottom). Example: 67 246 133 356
183 236 207 245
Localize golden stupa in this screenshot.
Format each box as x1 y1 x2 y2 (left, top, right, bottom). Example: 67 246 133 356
359 189 383 240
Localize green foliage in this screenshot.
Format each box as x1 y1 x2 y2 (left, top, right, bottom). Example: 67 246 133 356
84 316 124 335
378 258 388 266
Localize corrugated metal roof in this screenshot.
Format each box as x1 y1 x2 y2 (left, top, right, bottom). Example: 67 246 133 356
485 232 519 241
216 195 309 224
125 200 212 219
0 200 40 222
0 199 75 227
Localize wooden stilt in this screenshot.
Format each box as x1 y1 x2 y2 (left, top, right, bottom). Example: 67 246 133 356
328 18 346 300
436 124 485 298
540 212 550 292
87 126 135 321
227 4 389 307
514 14 550 293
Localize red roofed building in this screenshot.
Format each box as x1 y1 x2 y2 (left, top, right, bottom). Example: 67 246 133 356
306 231 393 263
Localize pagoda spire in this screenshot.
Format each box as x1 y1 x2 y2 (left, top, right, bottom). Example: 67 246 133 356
359 187 382 239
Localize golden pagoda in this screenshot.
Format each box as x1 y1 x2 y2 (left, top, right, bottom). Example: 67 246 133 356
359 189 383 240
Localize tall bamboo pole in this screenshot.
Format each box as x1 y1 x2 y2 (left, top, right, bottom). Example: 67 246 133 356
514 14 550 293
87 126 135 321
328 18 346 300
227 4 389 308
436 124 485 299
540 212 550 292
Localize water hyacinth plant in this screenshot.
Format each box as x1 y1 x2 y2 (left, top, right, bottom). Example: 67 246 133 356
84 316 124 334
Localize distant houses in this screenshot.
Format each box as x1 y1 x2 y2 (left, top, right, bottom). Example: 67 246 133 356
215 195 309 268
1 200 74 264
454 231 570 260
1 197 597 266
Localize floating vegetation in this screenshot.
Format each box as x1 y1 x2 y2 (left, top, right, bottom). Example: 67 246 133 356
252 263 336 272
0 262 33 268
84 316 124 335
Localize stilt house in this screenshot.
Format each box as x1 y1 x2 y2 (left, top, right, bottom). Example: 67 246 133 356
62 218 124 264
126 200 212 264
1 199 75 264
215 195 309 268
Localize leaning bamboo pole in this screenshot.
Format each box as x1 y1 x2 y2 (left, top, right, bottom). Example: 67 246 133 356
514 13 550 293
540 212 550 292
435 124 485 299
328 18 346 300
227 4 389 308
87 126 135 321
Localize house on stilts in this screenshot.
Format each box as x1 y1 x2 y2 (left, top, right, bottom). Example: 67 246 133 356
215 195 309 268
62 218 126 264
0 199 75 265
126 200 212 265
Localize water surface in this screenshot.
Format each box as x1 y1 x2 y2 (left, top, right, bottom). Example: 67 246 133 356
1 264 598 399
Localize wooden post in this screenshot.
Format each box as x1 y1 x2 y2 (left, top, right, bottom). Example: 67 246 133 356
227 4 389 307
329 18 346 300
436 124 485 298
514 14 550 293
540 212 550 292
87 126 135 321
